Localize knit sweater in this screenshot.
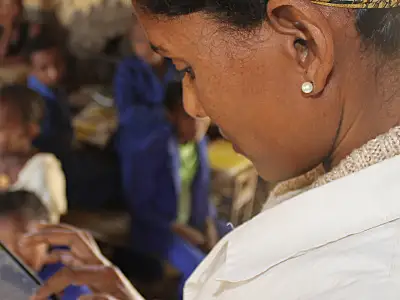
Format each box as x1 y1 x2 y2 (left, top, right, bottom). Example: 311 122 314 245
263 126 400 210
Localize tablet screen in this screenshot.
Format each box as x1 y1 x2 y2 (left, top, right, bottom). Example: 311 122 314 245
0 244 40 300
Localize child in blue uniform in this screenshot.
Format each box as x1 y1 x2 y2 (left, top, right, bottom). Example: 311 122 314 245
116 81 230 298
26 33 120 210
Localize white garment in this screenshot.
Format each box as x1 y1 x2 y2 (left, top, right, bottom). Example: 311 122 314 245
10 153 67 223
262 187 308 210
185 155 400 300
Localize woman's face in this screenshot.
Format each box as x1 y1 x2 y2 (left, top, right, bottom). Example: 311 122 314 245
135 2 367 181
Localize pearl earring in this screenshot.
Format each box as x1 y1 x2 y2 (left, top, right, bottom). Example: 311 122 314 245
301 82 314 94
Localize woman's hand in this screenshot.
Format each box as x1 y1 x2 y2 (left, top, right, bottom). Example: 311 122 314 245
20 223 145 300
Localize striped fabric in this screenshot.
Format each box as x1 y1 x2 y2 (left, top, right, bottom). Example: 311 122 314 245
264 0 399 8
311 0 399 8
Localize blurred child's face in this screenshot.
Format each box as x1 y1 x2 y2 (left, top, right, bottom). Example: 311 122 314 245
0 101 35 154
0 216 47 271
131 22 162 63
30 48 65 87
173 107 210 144
0 0 22 21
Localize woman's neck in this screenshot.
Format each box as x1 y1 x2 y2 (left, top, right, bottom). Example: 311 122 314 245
326 61 400 169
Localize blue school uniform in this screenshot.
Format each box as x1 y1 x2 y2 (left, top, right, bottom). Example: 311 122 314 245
115 120 213 291
28 75 73 160
114 56 222 294
39 263 91 299
113 56 177 118
28 75 120 209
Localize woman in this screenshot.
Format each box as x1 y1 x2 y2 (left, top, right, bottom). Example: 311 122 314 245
24 0 400 299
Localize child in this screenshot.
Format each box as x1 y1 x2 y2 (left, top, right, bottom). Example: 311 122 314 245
25 32 72 160
0 190 90 299
118 81 230 298
0 84 66 223
26 33 120 210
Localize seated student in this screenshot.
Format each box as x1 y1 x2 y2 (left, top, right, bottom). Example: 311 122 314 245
0 190 90 299
0 84 66 223
119 81 230 298
0 0 41 65
25 32 72 160
25 33 120 210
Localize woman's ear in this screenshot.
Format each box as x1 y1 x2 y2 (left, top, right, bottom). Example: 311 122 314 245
266 0 334 95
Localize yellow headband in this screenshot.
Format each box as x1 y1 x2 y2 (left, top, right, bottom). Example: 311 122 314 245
310 0 399 8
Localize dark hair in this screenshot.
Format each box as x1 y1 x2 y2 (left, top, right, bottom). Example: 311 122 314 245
355 8 400 56
137 0 400 56
25 31 58 60
0 190 49 222
164 81 184 112
0 84 45 124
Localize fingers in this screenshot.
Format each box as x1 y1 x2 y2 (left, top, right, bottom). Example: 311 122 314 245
22 229 97 263
20 223 105 265
32 265 117 300
43 250 86 268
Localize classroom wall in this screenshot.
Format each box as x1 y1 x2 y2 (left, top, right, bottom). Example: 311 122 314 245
23 0 132 56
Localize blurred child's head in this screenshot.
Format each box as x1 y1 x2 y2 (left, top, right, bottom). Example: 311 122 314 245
26 32 65 87
165 81 210 144
0 0 23 21
0 85 44 154
130 21 163 65
0 190 49 271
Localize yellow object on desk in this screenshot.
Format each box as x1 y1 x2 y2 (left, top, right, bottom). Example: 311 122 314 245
208 140 252 175
73 101 117 148
208 140 258 226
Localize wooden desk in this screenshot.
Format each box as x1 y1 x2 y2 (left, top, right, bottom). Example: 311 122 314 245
208 140 258 226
